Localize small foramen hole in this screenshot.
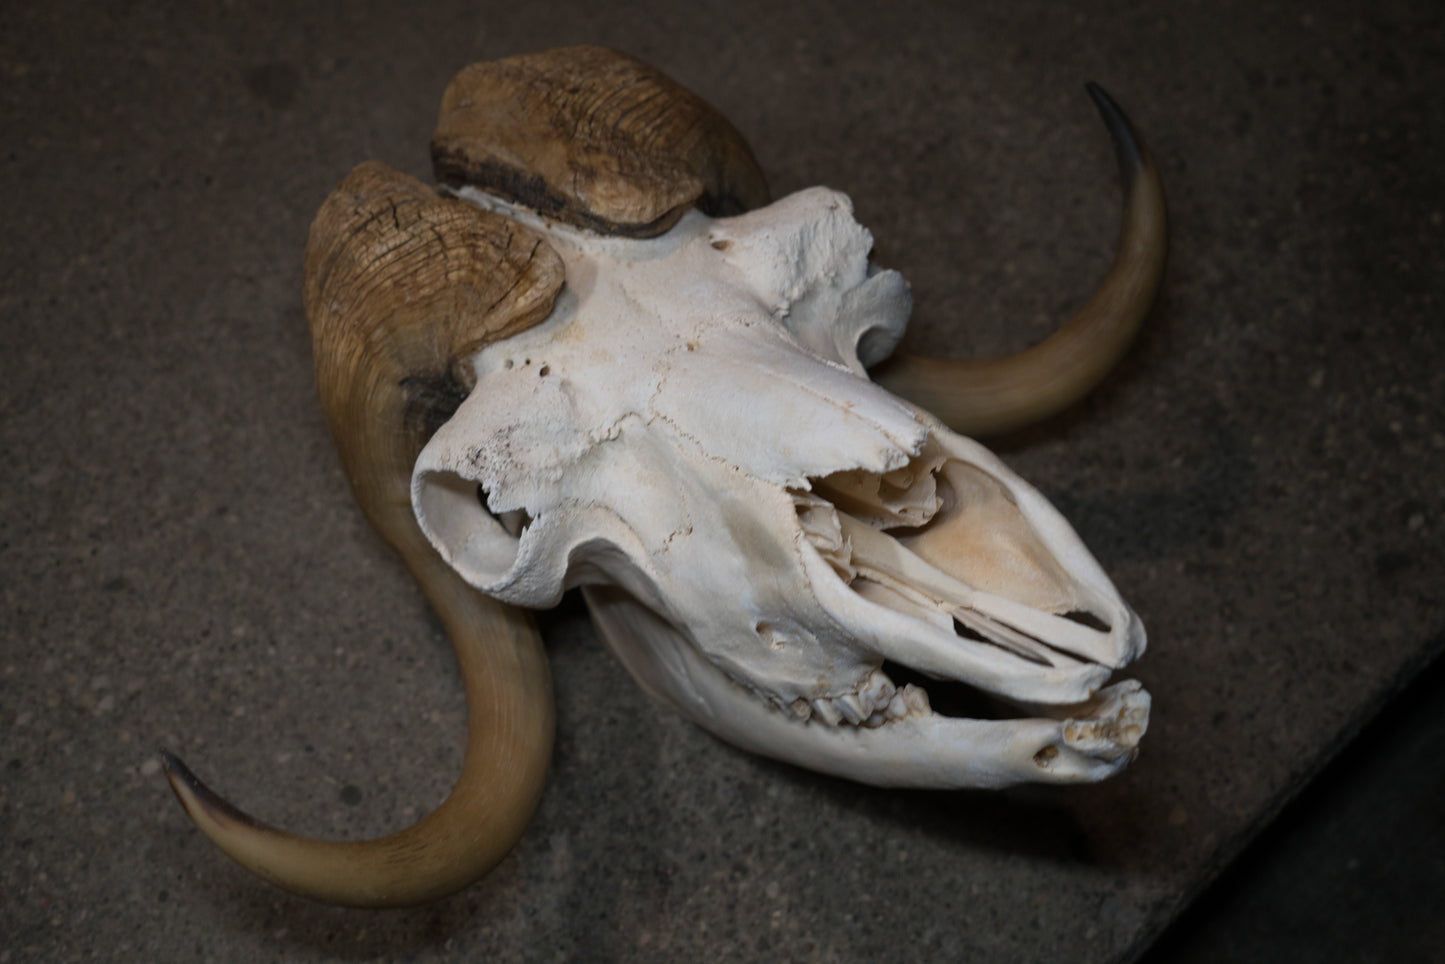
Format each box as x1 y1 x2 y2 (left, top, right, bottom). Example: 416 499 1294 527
710 238 731 250
756 621 786 651
503 359 514 370
1034 745 1060 766
538 364 550 377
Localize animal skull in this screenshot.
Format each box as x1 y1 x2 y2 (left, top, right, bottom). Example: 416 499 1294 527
416 183 1147 787
164 46 1166 906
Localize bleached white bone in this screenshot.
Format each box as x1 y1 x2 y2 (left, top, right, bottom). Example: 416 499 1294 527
412 185 1149 787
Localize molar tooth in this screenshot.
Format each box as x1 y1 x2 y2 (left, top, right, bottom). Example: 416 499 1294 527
901 683 931 716
859 667 896 709
789 698 812 721
811 699 844 726
835 693 867 725
871 679 934 723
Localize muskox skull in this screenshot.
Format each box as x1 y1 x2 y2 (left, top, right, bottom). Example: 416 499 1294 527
164 46 1166 906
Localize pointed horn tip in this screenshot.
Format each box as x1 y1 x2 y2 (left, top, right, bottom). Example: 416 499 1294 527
1082 81 1150 183
161 749 265 834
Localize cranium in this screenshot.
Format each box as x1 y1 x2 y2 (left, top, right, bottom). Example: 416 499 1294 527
165 46 1166 906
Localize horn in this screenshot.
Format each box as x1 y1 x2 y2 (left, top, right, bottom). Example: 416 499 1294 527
431 45 771 237
163 160 563 906
871 83 1167 437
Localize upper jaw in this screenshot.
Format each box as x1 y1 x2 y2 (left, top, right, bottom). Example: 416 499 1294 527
582 418 1150 789
794 420 1146 704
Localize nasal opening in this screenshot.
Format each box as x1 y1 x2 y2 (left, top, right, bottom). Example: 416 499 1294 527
413 469 524 587
793 442 1122 670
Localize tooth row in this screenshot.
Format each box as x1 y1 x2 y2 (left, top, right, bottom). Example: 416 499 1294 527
779 669 933 729
871 683 930 726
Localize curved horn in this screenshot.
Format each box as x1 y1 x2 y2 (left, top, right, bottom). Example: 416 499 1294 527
163 160 563 906
432 45 770 237
871 84 1167 437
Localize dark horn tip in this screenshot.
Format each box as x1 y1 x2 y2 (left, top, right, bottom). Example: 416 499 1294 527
161 749 267 832
159 747 191 786
1084 82 1148 184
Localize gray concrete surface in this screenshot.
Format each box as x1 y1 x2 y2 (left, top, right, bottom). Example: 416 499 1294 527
1141 654 1445 963
3 1 1442 961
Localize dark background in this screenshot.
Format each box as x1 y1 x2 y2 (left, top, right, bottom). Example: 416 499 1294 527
3 1 1442 961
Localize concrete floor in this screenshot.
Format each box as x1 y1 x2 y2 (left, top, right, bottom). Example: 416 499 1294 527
4 1 1443 961
1143 652 1445 963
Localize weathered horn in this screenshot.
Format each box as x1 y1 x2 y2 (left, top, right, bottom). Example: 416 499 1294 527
163 160 562 906
431 45 771 237
871 84 1168 437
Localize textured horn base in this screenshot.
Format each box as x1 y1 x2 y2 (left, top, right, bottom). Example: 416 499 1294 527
431 46 770 237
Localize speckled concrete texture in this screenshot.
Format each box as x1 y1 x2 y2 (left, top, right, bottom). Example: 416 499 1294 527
3 1 1442 961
